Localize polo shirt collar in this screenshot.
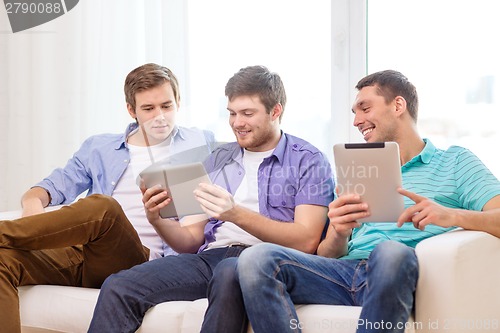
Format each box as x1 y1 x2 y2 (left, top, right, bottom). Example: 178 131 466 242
419 138 435 164
405 138 435 166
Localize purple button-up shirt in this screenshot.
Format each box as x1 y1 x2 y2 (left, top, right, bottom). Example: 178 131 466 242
199 132 335 252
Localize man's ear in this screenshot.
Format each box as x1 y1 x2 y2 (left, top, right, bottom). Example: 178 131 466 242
271 103 283 121
394 96 407 118
127 104 136 119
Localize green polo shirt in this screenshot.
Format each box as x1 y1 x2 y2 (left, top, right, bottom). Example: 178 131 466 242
342 139 500 260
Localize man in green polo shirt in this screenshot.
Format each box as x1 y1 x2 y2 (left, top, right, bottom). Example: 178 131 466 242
199 70 500 333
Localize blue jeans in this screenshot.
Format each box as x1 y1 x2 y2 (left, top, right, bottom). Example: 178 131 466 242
87 246 247 332
201 241 418 333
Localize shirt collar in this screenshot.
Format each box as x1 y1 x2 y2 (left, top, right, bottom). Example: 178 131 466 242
404 138 435 166
171 125 183 140
269 131 287 164
116 123 182 150
220 131 285 165
115 123 137 150
419 138 435 164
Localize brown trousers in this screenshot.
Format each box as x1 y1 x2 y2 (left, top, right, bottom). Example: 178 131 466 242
0 194 149 333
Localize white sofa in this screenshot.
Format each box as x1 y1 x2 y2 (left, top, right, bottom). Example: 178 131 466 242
1 209 499 333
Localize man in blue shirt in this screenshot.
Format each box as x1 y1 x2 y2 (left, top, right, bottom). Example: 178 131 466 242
198 70 500 333
87 65 335 332
0 63 214 333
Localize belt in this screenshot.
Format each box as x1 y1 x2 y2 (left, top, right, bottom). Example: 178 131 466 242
227 242 252 249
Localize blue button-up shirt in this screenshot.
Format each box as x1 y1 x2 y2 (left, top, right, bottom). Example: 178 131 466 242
36 123 215 205
199 132 335 252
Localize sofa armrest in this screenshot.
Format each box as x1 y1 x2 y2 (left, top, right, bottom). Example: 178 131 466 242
414 229 500 332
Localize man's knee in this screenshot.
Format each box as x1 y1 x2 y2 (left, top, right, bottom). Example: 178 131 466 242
82 195 129 227
373 241 416 264
369 241 418 285
213 257 239 283
98 272 128 300
239 243 280 269
86 195 123 215
237 243 289 286
208 258 240 298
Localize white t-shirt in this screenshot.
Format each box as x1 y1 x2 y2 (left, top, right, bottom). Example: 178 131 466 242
112 137 171 260
207 148 274 249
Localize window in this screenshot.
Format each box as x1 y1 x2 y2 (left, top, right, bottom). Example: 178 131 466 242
368 0 500 177
180 0 332 156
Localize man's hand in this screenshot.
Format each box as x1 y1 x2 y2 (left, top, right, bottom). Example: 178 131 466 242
21 200 45 217
140 181 172 225
194 183 236 221
317 193 368 258
397 188 457 230
328 194 368 238
21 187 50 217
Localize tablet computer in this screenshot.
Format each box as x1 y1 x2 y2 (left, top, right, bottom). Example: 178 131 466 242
139 162 212 218
333 142 404 222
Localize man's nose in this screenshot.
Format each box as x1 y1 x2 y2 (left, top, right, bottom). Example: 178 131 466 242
232 114 245 127
352 112 362 127
154 108 166 119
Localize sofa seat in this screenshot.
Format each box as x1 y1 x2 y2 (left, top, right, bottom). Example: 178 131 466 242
19 285 377 333
1 208 498 333
19 285 195 333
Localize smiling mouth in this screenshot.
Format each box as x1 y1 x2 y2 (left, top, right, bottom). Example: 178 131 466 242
235 129 251 135
361 127 374 136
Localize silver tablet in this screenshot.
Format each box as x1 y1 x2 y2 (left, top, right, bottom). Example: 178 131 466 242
140 162 212 218
333 142 405 222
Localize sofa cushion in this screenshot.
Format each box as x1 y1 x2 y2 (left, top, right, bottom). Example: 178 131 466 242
19 285 372 333
19 285 98 332
19 285 192 333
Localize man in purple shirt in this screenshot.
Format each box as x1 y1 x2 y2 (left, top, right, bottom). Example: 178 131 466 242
87 65 335 332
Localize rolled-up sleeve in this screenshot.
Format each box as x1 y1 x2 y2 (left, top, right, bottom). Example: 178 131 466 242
34 138 94 205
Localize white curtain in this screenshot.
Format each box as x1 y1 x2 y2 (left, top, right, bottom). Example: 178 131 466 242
0 0 365 211
0 0 187 210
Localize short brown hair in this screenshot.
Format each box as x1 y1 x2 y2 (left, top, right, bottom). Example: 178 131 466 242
225 65 287 121
124 63 180 110
356 70 419 122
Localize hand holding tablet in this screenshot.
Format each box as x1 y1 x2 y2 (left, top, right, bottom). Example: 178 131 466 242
140 162 212 218
333 142 405 222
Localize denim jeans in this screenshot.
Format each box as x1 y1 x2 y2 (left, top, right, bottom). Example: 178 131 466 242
201 241 418 333
87 245 247 332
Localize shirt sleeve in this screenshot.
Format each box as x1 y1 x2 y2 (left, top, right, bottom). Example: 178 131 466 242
294 151 335 207
454 148 500 211
34 137 95 205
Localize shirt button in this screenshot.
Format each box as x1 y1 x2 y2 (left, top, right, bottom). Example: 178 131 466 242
124 159 128 163
111 181 116 186
282 201 286 205
293 144 298 148
238 171 242 175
